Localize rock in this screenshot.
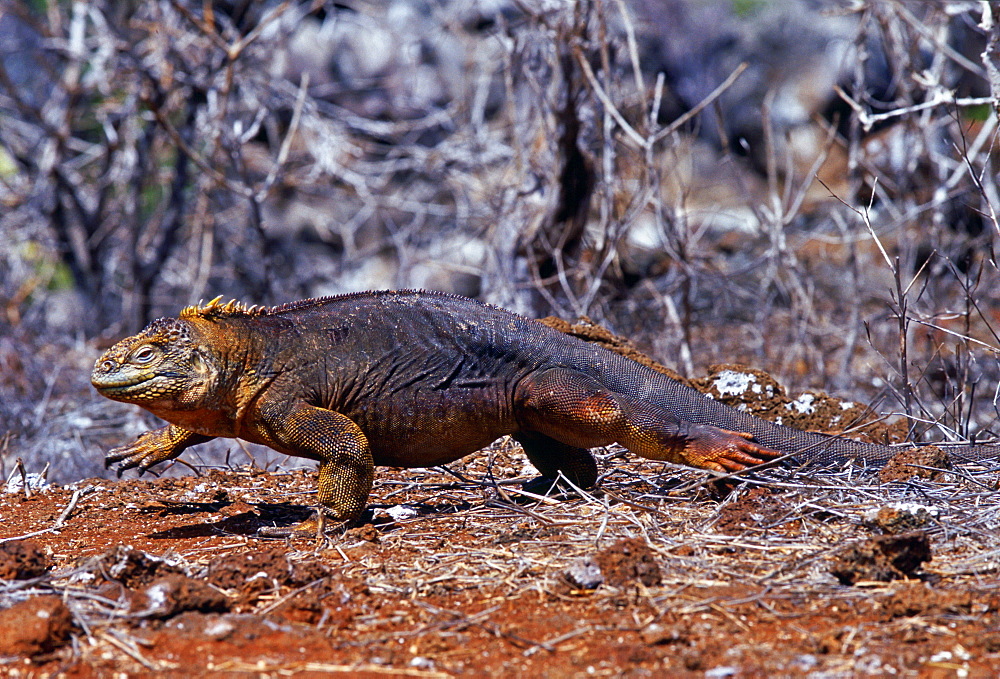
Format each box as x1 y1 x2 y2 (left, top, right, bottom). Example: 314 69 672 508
0 596 73 656
563 558 603 590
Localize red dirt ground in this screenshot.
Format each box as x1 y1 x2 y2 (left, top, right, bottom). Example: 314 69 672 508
3 441 1000 676
2 358 999 676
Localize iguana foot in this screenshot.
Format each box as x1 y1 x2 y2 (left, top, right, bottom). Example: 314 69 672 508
105 434 173 477
683 425 781 473
257 507 353 538
104 425 210 477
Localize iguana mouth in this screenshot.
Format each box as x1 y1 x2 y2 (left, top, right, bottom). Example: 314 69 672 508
91 374 155 394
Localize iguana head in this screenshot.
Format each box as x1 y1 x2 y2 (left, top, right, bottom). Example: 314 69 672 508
91 317 218 409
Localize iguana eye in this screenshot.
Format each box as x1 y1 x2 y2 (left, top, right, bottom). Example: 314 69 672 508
132 346 156 364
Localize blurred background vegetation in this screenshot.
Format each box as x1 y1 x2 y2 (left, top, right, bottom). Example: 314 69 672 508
2 0 999 482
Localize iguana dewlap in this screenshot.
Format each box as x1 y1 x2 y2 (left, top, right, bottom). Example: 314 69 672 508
90 290 991 527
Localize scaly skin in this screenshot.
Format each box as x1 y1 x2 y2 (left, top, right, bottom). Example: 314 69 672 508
91 290 1000 533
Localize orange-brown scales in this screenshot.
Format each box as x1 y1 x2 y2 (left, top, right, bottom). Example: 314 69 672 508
92 290 998 535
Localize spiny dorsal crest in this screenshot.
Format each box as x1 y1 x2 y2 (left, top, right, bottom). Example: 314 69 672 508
180 295 267 320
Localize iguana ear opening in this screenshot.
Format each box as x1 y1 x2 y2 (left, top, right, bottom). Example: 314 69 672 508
189 349 216 381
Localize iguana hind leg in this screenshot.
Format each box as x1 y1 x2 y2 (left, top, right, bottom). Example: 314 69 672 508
515 368 779 473
513 431 599 487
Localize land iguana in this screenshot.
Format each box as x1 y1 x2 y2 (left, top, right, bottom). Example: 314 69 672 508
91 290 998 534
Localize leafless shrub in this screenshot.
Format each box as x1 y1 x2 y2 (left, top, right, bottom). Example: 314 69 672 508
830 2 1000 442
1 0 1000 480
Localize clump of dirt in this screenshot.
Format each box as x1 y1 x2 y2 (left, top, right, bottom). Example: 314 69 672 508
639 621 689 646
0 596 74 657
714 487 788 533
561 539 664 592
83 546 229 620
864 503 938 534
593 538 662 587
207 547 331 594
345 522 382 543
829 531 933 585
692 364 900 443
0 540 51 580
539 316 689 384
692 364 788 408
134 574 229 618
93 544 185 588
880 581 987 618
271 579 364 626
878 446 952 483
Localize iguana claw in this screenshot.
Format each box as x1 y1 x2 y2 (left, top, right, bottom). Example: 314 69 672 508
258 507 353 539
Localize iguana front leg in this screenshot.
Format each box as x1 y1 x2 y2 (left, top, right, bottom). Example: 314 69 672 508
105 425 214 477
515 368 780 473
253 400 375 536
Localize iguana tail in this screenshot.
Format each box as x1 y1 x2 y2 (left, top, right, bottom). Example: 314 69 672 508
650 376 999 468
